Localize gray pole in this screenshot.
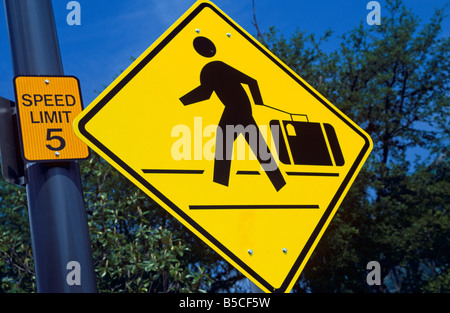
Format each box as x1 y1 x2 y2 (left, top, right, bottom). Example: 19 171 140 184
4 0 96 292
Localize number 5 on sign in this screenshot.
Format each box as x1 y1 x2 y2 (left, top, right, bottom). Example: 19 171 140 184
13 76 89 162
46 128 66 151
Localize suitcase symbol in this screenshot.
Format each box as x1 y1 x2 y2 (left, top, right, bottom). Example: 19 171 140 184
268 111 345 167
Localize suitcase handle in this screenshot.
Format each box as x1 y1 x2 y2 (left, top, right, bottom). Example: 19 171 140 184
259 104 309 122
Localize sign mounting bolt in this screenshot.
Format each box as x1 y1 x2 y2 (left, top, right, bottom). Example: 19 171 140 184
195 28 200 34
45 79 50 84
227 33 231 37
282 248 288 254
55 151 60 157
248 249 253 256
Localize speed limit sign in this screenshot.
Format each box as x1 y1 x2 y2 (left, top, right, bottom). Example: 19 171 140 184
13 75 89 162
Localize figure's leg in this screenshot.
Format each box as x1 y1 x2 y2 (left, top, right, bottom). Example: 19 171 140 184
247 121 286 191
213 119 233 187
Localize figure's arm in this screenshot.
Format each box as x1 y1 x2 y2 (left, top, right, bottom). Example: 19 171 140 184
246 77 264 106
180 85 213 106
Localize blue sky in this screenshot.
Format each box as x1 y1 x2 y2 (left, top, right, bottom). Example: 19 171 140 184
0 0 448 106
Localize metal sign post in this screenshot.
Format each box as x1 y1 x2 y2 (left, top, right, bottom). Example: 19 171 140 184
3 0 96 292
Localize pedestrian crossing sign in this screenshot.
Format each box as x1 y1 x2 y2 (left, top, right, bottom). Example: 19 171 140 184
73 0 372 293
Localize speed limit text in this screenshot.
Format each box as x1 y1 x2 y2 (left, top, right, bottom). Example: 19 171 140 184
21 93 76 124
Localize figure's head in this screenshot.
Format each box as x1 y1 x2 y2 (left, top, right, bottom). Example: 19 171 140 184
193 36 216 58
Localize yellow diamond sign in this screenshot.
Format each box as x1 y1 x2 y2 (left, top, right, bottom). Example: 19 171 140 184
73 0 372 293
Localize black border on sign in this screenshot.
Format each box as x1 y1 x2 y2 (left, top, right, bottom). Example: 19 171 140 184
77 3 371 293
13 75 91 163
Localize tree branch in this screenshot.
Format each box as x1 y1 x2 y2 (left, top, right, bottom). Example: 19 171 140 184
251 0 265 44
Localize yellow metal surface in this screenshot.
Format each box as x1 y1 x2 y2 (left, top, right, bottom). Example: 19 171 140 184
14 75 89 162
73 1 372 293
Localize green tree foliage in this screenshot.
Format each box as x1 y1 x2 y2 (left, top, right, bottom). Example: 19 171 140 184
0 182 34 292
0 0 448 293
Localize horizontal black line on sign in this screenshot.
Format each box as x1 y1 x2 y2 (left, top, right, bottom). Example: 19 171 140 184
236 171 339 177
286 172 339 177
142 169 204 174
236 171 260 175
189 205 320 210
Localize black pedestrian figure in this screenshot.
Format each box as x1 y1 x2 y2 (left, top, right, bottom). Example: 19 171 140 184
180 37 286 191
